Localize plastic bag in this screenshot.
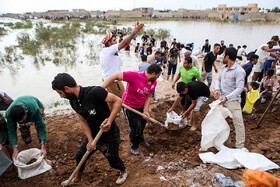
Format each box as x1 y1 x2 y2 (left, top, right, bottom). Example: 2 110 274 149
243 169 280 187
0 150 13 176
199 147 280 171
200 100 232 151
242 90 260 114
13 148 52 179
164 111 187 129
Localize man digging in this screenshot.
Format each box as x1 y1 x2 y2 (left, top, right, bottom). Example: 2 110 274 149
52 73 127 185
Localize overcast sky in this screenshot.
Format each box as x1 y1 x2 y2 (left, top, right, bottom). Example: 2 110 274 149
0 0 279 14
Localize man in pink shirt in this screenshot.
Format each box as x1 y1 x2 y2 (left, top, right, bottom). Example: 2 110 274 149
101 64 162 155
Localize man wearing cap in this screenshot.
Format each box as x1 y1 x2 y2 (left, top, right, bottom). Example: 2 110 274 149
100 22 144 110
252 41 280 81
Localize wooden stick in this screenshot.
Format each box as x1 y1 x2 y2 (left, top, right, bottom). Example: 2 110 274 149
122 103 165 128
62 129 103 186
256 88 280 129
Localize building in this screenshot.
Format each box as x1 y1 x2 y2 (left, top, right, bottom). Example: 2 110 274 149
212 4 259 13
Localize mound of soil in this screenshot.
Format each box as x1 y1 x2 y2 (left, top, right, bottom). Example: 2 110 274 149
1 94 279 186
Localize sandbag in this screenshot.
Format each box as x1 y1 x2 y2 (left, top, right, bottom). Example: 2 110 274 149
200 100 232 151
13 148 52 179
242 90 260 114
164 111 187 129
199 147 280 171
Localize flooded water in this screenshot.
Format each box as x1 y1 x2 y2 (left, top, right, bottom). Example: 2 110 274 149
1 18 280 109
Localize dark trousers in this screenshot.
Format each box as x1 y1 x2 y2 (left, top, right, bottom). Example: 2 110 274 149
75 138 125 172
19 123 41 145
241 91 246 109
123 107 146 149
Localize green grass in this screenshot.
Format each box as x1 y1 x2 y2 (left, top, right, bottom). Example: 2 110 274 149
0 27 7 36
11 22 33 29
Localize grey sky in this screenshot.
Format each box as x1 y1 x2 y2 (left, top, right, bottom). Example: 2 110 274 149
0 0 279 14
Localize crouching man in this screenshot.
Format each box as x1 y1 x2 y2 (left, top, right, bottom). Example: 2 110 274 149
168 81 210 131
5 96 50 163
52 73 127 185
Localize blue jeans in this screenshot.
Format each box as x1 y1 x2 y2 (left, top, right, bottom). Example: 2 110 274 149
263 60 274 76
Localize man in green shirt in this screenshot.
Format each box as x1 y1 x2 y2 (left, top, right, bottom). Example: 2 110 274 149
172 56 203 89
5 96 48 162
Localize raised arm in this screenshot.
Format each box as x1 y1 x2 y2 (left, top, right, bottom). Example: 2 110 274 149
119 23 144 51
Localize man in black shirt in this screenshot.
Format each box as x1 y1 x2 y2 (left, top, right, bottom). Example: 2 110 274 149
168 81 210 131
202 39 211 53
202 43 220 88
167 43 181 81
150 35 156 47
52 73 127 185
161 37 167 48
141 32 149 42
146 43 153 55
218 40 226 55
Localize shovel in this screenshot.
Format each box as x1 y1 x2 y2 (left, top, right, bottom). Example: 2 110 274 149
256 88 280 129
61 123 105 186
122 103 167 129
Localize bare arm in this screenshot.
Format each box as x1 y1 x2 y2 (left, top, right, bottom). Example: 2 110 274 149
0 94 11 105
198 78 203 82
143 94 153 120
168 95 183 112
262 46 280 52
78 114 94 142
172 73 181 89
213 62 218 73
119 23 144 51
101 72 123 89
182 100 197 119
101 93 122 132
202 60 206 75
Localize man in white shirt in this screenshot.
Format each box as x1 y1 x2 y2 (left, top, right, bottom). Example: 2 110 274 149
252 41 280 81
100 22 144 110
237 45 247 60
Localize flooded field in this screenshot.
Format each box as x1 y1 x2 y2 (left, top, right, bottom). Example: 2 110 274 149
1 18 280 109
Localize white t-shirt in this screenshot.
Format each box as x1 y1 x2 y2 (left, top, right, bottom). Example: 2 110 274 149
100 44 120 80
267 45 280 60
237 48 246 56
255 44 270 64
191 55 200 70
253 44 270 72
181 48 187 57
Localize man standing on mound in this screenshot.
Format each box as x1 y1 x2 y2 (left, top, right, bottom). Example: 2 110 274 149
52 73 127 185
101 64 162 155
100 22 144 110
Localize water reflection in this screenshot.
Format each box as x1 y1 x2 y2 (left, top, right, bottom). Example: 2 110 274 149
1 18 280 108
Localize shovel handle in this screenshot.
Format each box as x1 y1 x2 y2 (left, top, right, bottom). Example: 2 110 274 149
122 103 165 128
63 129 103 186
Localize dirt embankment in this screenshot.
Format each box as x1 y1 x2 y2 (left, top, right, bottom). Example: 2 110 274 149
1 83 280 186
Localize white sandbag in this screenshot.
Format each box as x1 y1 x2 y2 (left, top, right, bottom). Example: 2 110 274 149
233 152 280 171
199 147 279 171
164 111 187 129
200 100 232 151
164 111 182 128
13 148 52 179
199 147 246 169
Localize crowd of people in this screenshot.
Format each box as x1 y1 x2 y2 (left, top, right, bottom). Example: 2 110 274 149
1 21 280 185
